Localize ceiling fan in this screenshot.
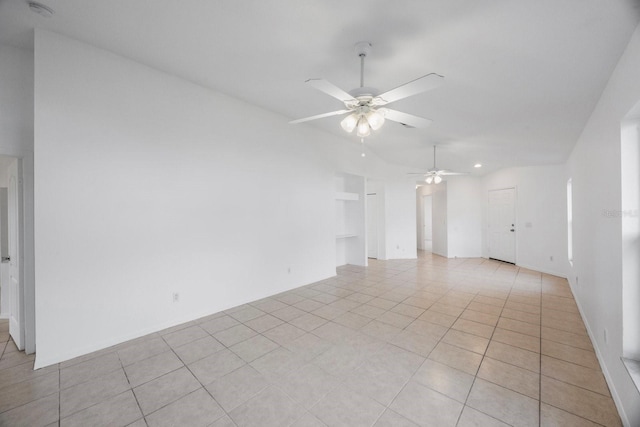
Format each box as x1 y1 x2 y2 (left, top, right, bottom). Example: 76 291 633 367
409 145 469 184
289 42 444 138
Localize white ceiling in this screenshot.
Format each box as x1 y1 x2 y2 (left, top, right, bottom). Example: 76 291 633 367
1 0 639 175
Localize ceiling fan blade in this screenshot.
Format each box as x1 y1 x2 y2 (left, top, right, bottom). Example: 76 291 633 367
382 108 433 128
374 73 444 105
306 79 357 105
438 171 469 176
289 109 351 124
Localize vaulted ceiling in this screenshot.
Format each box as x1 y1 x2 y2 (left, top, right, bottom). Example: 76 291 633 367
1 0 639 175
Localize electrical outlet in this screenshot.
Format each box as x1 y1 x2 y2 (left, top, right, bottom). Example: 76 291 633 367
172 293 180 303
287 267 291 274
549 255 554 261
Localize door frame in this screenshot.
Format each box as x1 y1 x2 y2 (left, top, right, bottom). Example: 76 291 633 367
422 194 433 251
8 159 24 349
0 149 35 354
366 193 378 259
487 186 517 264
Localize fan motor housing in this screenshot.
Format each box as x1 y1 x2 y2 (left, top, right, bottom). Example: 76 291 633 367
349 87 378 99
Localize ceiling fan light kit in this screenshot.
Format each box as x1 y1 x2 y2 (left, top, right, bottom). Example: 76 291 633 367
290 42 444 140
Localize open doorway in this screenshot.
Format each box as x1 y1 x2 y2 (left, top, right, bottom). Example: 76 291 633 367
416 185 435 253
0 187 8 319
0 156 27 351
422 195 433 252
366 193 378 259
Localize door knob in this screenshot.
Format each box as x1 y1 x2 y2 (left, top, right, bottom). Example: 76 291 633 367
1 256 10 262
510 229 515 232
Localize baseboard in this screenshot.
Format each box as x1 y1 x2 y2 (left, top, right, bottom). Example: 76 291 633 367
515 262 567 279
35 269 338 369
568 281 630 427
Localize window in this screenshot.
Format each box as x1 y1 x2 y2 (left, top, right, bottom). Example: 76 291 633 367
621 109 640 390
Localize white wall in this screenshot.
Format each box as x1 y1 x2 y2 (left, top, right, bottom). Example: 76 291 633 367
566 21 640 427
384 180 417 259
33 30 407 367
446 176 482 258
481 165 567 277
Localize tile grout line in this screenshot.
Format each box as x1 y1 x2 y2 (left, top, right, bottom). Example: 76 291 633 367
539 275 543 427
5 256 618 426
455 264 519 426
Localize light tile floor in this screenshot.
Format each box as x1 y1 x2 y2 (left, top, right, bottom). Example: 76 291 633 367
0 252 623 426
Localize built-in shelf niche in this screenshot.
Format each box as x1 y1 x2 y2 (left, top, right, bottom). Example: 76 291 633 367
335 173 366 267
335 191 359 201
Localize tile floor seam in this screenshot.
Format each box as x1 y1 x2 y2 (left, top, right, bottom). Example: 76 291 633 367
539 283 543 427
58 363 61 427
540 401 608 427
540 352 603 372
59 364 123 392
397 284 480 423
0 383 60 416
539 372 613 398
117 347 149 425
0 356 38 372
1 255 623 426
57 354 131 422
149 340 232 426
457 268 529 426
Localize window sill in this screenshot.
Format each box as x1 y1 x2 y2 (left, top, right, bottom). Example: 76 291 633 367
622 357 640 394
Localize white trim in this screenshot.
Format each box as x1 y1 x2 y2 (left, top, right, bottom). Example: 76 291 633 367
515 262 567 279
34 269 335 369
569 280 630 427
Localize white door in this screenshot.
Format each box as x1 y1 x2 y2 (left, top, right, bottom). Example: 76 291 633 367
366 194 378 258
423 195 433 251
8 160 23 350
488 188 516 264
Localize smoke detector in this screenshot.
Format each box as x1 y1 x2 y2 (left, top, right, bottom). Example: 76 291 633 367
28 2 54 18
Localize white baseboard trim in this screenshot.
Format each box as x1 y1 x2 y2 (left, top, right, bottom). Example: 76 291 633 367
515 262 567 279
568 281 630 427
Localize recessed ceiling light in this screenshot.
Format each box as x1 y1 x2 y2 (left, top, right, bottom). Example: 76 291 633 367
28 1 54 18
474 163 482 168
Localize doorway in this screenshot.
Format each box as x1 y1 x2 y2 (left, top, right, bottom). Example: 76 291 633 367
488 187 516 264
423 195 433 252
0 156 28 351
367 193 378 259
0 188 7 319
